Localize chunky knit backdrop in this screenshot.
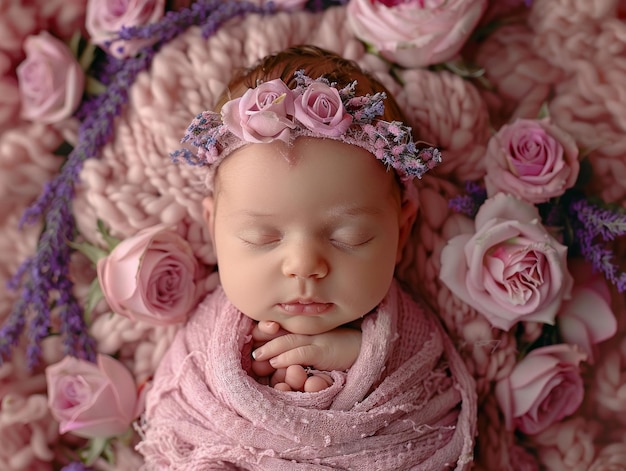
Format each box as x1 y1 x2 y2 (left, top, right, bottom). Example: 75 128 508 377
1 1 626 469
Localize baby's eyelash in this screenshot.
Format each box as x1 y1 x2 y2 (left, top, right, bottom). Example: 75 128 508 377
239 235 282 247
330 236 374 249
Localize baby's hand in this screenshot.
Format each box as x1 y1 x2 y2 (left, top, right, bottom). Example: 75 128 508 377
252 327 362 372
250 321 288 378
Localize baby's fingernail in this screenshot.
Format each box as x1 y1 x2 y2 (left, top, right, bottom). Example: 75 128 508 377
269 358 277 367
252 349 263 360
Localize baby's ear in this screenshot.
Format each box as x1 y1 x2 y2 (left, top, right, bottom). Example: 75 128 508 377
396 196 418 263
202 195 216 247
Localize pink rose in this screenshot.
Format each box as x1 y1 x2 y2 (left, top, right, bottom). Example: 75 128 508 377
97 225 200 326
46 354 139 438
16 31 84 124
484 118 580 204
294 81 352 137
222 78 296 144
495 344 586 435
557 259 617 363
86 0 165 59
440 193 573 331
346 0 488 68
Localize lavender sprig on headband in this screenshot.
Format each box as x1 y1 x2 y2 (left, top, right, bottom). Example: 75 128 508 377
4 0 279 366
172 71 441 181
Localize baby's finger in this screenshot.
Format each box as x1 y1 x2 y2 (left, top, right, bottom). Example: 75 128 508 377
304 374 333 392
251 359 275 377
270 368 287 387
284 365 308 391
258 321 281 335
252 334 311 361
268 345 319 369
252 322 285 345
251 322 287 344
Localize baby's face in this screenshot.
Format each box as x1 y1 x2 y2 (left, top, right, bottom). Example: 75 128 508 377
205 137 412 335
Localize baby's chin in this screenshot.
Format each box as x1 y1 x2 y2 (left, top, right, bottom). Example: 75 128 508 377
243 305 372 335
272 317 344 336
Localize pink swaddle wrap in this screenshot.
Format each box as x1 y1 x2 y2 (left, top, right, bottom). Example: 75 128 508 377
137 280 476 470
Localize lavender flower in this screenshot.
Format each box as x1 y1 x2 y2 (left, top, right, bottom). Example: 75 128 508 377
7 0 326 366
116 0 271 42
61 462 92 471
571 198 626 241
449 180 487 217
569 198 626 293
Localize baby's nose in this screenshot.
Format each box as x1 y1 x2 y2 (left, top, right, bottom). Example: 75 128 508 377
281 240 329 279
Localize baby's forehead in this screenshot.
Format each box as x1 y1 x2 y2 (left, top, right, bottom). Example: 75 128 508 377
213 138 401 200
216 137 396 177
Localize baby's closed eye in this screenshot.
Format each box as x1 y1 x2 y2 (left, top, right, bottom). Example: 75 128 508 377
330 228 374 248
238 229 282 246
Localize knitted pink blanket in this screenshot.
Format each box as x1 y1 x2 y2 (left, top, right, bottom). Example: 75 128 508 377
138 280 476 470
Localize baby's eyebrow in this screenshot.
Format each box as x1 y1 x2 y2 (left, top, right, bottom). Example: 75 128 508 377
224 210 274 221
222 205 384 224
329 204 384 217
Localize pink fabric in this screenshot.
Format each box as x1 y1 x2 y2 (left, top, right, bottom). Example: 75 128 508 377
138 280 476 470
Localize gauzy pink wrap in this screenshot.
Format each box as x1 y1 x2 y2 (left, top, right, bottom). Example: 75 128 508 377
137 280 477 470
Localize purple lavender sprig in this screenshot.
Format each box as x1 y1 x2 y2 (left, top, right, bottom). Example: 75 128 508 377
569 198 626 293
449 180 487 217
7 185 98 366
570 198 626 242
6 0 289 366
115 0 272 42
6 51 153 367
61 462 93 471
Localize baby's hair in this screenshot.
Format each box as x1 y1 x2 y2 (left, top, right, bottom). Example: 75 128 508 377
217 45 407 125
207 45 425 204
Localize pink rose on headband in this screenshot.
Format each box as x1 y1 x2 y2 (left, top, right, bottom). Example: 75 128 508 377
485 118 580 204
86 0 165 58
46 354 140 438
440 193 573 331
495 344 586 435
97 224 200 326
294 81 352 137
222 78 296 144
346 0 488 68
16 32 84 124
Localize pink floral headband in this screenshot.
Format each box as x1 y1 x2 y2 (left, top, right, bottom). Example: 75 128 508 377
172 71 441 181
